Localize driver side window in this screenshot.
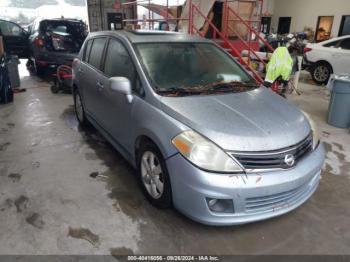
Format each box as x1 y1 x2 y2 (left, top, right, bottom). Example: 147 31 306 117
104 38 144 96
0 21 23 36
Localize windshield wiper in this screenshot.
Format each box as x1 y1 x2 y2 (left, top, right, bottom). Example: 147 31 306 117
156 81 258 96
156 86 204 96
204 81 259 92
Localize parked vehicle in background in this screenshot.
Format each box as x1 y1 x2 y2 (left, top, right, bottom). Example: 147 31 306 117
72 30 325 226
303 35 350 85
0 19 30 58
0 18 88 75
27 18 88 75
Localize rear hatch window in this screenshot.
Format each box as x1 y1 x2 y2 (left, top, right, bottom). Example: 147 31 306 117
40 20 87 53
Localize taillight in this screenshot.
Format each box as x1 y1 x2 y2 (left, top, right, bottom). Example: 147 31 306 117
34 37 44 48
304 47 312 54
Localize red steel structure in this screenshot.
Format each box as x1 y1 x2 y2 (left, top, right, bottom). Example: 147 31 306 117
122 0 275 84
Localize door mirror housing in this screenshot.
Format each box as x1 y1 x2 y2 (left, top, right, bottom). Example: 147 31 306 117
109 77 133 103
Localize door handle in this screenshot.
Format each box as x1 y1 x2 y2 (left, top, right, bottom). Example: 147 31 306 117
97 81 104 90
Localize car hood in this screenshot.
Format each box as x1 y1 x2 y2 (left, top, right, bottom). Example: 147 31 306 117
160 88 311 152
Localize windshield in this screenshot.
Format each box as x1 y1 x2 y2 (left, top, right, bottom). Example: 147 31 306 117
134 43 258 95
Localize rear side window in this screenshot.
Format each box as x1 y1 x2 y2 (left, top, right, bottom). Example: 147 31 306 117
323 40 340 48
104 39 136 81
339 38 350 50
83 40 93 62
88 38 106 70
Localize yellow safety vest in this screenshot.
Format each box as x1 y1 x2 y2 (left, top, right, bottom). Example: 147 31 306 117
265 47 293 83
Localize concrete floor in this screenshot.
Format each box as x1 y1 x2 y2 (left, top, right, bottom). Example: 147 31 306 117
0 63 349 255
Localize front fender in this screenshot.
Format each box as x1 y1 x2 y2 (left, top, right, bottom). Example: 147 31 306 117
132 98 190 164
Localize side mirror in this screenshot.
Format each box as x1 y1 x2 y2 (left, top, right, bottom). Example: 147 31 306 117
109 77 133 103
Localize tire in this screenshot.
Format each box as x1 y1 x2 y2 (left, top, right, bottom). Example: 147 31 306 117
311 62 332 85
137 142 172 209
73 88 87 126
34 62 45 76
50 83 60 94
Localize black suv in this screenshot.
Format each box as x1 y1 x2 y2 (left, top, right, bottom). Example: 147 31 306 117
0 18 88 75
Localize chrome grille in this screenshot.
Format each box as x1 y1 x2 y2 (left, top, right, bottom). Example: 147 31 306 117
231 134 313 170
245 181 311 214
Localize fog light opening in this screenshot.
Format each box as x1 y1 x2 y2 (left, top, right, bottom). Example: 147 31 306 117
207 198 234 214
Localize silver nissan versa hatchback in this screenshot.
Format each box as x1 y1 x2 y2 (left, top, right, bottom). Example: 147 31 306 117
72 30 326 226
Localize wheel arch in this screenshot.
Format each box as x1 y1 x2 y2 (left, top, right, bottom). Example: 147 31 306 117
314 60 333 72
135 135 166 164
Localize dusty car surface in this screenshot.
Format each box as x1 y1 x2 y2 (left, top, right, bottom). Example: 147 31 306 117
27 18 88 74
72 30 326 226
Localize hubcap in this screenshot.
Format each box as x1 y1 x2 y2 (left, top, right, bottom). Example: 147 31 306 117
75 93 84 122
141 151 164 199
314 65 329 82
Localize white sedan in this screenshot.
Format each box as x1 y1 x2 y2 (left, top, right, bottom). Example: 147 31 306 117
303 35 350 85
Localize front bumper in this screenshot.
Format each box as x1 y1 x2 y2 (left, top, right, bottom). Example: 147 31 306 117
166 143 325 226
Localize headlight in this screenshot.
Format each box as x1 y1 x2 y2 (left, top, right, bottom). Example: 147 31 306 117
172 131 243 173
303 112 320 149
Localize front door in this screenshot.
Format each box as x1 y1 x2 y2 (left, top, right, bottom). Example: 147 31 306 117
99 37 138 151
277 17 291 35
0 20 29 58
330 38 350 75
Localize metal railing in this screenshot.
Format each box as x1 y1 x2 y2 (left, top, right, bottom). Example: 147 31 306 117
188 2 264 84
121 0 271 84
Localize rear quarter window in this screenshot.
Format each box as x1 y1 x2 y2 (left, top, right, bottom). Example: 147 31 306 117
88 38 106 70
323 40 341 48
83 39 93 62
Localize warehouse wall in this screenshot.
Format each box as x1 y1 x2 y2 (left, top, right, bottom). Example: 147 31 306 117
262 0 275 16
271 0 350 37
86 0 136 32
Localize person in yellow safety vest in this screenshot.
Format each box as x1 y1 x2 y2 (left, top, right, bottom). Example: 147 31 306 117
264 46 293 87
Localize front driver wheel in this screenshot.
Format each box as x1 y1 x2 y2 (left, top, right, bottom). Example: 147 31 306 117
137 142 172 209
311 62 332 85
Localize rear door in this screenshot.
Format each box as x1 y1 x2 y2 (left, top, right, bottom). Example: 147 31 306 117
78 37 108 123
0 20 29 58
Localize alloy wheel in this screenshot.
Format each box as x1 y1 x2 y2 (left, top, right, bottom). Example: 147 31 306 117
314 65 330 83
140 151 164 199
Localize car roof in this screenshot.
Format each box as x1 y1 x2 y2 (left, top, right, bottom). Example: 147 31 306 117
36 18 84 23
319 35 350 45
88 30 211 44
